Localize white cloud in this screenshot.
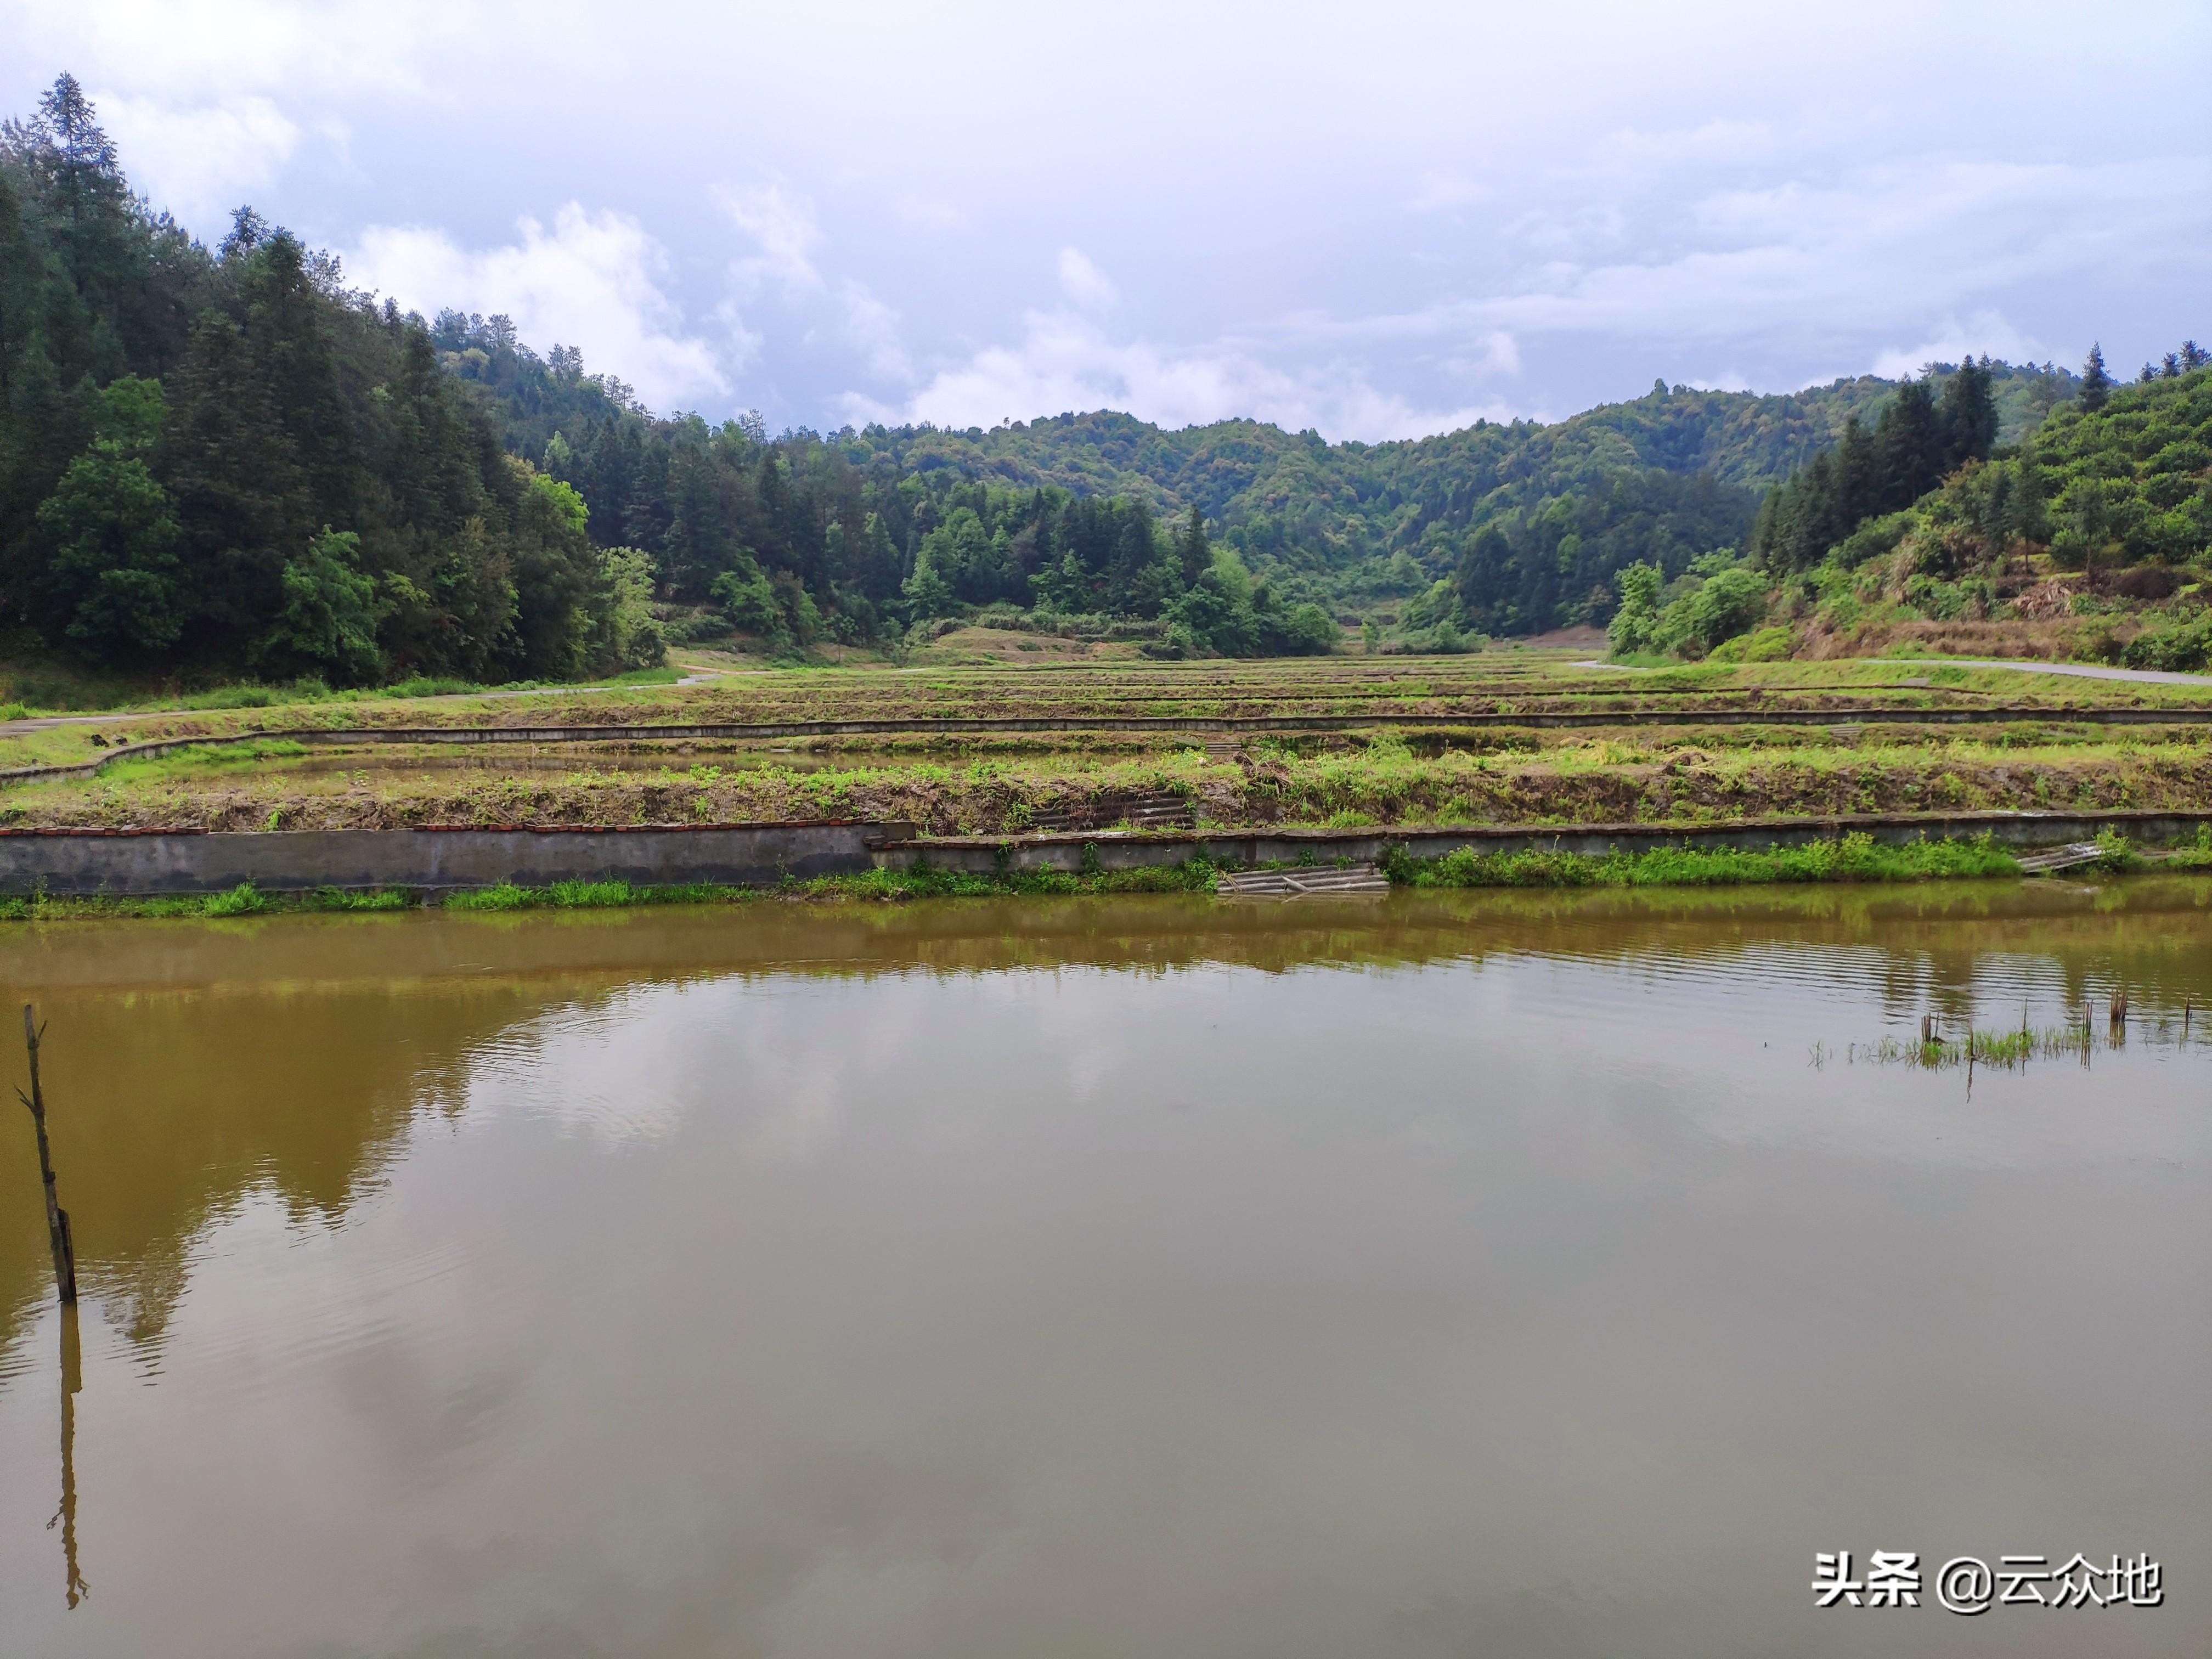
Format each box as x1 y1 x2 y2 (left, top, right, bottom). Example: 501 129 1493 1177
12 2 2203 429
879 307 1506 442
720 182 822 300
1870 313 2050 379
95 92 300 233
346 205 728 411
1327 155 2209 382
1407 172 1488 212
717 181 911 386
1056 247 1117 311
11 0 452 99
893 193 965 232
1438 331 1522 381
834 281 911 382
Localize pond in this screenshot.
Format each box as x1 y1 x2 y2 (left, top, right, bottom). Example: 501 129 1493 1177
2 882 2208 1657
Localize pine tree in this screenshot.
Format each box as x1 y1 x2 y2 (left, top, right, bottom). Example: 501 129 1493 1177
1874 377 1940 509
165 314 310 637
1833 415 1876 526
1176 504 1209 588
0 167 32 403
2 76 146 381
240 231 358 529
1934 357 1998 471
2079 343 2112 412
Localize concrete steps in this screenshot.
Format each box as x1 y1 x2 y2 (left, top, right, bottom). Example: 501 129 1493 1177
1216 862 1391 898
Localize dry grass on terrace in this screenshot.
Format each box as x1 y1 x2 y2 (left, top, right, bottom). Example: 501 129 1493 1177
10 717 2212 835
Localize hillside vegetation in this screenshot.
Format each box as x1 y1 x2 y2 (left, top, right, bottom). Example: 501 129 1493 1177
0 79 663 693
475 325 2070 647
1595 353 2210 668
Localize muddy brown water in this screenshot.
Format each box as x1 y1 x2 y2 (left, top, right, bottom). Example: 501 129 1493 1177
1 883 2208 1657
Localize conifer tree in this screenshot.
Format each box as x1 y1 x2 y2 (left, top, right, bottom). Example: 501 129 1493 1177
1176 504 1210 588
1875 377 1941 507
1934 356 1998 471
2079 343 2112 412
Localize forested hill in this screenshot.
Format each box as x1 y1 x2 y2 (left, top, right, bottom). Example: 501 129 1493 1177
449 311 2077 641
836 367 2073 620
0 78 662 686
0 72 2085 682
848 366 2070 515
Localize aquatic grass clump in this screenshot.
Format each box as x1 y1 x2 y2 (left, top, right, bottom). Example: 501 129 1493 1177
0 879 416 921
440 878 744 911
1843 1020 2136 1070
210 881 413 916
2155 824 2212 871
202 882 267 916
306 886 415 911
803 858 1220 902
442 882 537 911
0 890 215 921
550 879 637 907
1383 831 2019 890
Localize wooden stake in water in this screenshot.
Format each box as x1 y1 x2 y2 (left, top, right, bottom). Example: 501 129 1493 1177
15 1004 78 1305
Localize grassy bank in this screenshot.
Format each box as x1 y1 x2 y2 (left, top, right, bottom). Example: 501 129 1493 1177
1381 830 2027 888
7 831 2197 922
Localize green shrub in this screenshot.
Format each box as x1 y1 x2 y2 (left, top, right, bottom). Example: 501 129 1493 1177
1706 625 1795 664
201 882 266 916
2091 828 2146 872
2120 614 2212 672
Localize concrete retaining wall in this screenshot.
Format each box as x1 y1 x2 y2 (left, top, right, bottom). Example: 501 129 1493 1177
0 820 909 895
6 806 2209 896
876 809 2212 875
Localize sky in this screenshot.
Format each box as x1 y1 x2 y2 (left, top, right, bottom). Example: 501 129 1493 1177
4 1 2207 440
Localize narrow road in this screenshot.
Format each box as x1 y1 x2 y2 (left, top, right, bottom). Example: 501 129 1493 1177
1577 655 2212 689
1866 657 2212 687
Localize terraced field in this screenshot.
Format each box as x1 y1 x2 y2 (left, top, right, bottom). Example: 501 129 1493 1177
7 650 2212 837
